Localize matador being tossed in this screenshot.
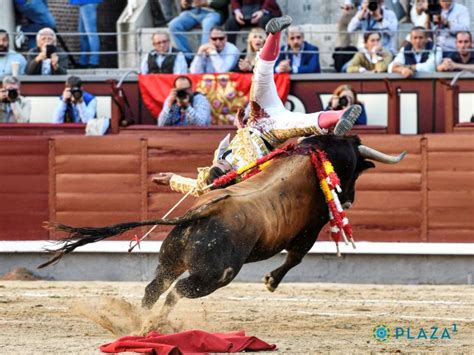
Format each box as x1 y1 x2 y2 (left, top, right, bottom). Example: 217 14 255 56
153 15 362 196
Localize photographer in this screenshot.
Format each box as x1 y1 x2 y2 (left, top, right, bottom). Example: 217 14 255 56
0 76 31 123
347 0 398 53
52 76 97 123
430 0 470 50
25 27 67 75
158 76 211 126
326 85 367 125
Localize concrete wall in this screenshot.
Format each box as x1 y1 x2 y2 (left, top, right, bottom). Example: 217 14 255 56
1 252 472 284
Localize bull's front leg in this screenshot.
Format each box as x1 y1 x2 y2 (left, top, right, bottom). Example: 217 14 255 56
263 229 319 292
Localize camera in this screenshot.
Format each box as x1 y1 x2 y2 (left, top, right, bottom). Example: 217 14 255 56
2 88 18 103
176 89 190 101
368 0 378 12
427 0 441 18
336 96 351 110
70 86 83 101
45 44 57 59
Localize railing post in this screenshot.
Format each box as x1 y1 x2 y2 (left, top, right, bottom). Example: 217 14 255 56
440 79 458 133
385 79 400 134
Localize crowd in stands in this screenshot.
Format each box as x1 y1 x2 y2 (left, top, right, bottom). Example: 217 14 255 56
0 0 472 127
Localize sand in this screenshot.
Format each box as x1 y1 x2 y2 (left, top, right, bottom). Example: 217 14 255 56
0 281 472 354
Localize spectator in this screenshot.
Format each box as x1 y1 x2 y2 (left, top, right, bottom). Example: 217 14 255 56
70 0 102 69
275 25 321 74
326 84 367 125
437 31 474 72
389 26 442 78
225 0 282 44
168 0 229 57
13 0 57 49
52 76 97 123
337 0 360 47
25 28 67 75
158 75 211 126
432 0 470 50
0 30 27 76
0 76 31 123
141 31 188 74
347 31 393 73
190 26 240 73
234 27 266 72
347 0 398 53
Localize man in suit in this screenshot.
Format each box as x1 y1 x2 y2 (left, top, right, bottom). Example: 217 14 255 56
275 25 320 74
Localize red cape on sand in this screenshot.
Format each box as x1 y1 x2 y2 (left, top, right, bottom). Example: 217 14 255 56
100 329 277 354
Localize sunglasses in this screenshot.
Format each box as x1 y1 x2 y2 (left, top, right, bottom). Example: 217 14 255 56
211 36 226 41
290 36 302 40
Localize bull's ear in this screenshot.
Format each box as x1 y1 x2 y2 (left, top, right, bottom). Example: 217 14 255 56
362 161 375 171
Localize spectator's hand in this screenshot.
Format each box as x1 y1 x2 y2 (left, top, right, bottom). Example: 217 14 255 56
168 89 178 108
51 53 59 70
440 58 455 71
330 96 339 110
277 59 291 73
238 58 253 72
63 88 72 103
35 48 47 63
400 67 414 78
370 6 383 21
234 10 246 25
358 3 368 20
197 44 215 56
0 89 7 102
251 10 264 24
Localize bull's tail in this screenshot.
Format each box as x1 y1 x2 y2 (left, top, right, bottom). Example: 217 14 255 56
38 194 230 269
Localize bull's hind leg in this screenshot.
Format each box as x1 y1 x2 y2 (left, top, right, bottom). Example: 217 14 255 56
142 263 185 309
263 229 319 292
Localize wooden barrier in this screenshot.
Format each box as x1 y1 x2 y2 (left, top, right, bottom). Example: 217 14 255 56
0 131 472 243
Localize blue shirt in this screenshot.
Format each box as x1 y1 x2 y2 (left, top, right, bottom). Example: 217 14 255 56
158 93 211 126
0 50 27 76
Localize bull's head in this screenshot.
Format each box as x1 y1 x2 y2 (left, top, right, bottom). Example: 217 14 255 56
299 135 406 209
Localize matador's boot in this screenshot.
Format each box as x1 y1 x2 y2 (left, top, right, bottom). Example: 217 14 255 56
265 15 293 34
318 105 362 136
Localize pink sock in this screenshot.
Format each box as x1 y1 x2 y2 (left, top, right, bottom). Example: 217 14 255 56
260 32 281 61
318 110 345 129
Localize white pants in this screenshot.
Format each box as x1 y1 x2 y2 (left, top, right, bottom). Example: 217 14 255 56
250 58 322 131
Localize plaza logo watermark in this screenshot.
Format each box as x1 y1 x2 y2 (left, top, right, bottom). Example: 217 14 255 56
372 323 458 343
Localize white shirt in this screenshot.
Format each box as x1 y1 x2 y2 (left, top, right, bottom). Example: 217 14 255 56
190 42 240 74
388 46 443 73
140 48 188 74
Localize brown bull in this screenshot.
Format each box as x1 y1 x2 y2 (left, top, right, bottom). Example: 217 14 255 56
39 135 405 315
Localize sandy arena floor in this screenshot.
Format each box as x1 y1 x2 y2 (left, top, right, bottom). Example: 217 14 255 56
0 281 472 354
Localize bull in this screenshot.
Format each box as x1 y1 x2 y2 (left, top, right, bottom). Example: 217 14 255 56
39 135 405 315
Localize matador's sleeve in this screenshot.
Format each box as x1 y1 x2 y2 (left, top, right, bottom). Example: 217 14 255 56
169 167 211 197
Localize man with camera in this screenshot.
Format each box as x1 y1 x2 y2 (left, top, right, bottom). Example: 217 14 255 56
52 76 97 123
190 26 240 73
0 76 31 123
430 0 470 50
347 0 398 53
25 27 67 75
158 76 211 126
225 0 282 44
168 0 229 58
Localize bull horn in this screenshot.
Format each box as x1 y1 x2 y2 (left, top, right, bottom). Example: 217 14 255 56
358 145 407 164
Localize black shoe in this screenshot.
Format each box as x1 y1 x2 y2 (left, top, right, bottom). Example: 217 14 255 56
265 15 293 34
334 105 362 136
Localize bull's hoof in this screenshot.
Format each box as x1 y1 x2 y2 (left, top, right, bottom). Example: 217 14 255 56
141 298 155 310
262 273 277 292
